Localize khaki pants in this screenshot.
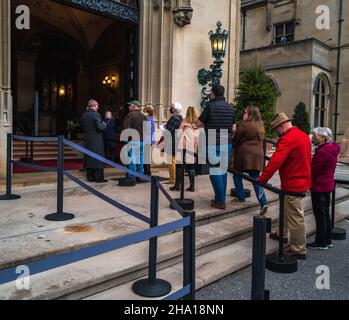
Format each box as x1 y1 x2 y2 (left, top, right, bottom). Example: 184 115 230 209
281 195 307 255
168 156 176 184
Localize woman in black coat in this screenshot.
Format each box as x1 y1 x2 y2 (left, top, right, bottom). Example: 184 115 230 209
103 111 119 162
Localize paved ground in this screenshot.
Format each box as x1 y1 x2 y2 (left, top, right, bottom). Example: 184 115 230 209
197 219 349 300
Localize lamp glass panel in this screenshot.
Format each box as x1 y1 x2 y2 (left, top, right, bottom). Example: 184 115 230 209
218 38 223 52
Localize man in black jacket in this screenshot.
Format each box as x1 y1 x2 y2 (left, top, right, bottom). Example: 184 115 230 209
196 85 236 210
81 100 107 183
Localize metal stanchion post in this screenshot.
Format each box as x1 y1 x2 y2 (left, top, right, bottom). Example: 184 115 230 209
172 152 195 211
266 193 298 273
183 210 196 300
0 133 21 201
331 185 346 240
45 136 75 221
132 176 172 297
251 216 271 300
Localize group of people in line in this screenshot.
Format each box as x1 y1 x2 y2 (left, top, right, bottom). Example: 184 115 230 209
81 83 341 260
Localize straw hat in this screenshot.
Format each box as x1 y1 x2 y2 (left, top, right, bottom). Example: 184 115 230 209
271 113 293 130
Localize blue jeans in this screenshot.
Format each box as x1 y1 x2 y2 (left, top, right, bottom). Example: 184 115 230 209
207 144 232 204
127 141 144 179
233 170 267 208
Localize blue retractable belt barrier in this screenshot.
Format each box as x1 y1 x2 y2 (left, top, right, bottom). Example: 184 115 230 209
63 139 151 182
157 181 185 216
0 217 190 285
12 135 58 142
64 171 150 224
12 160 57 173
163 285 191 301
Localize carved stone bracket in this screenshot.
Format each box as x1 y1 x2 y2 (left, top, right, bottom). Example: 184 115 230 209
152 0 160 10
172 0 193 27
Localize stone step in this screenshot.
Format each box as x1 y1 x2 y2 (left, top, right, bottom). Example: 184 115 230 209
85 199 349 300
1 189 348 300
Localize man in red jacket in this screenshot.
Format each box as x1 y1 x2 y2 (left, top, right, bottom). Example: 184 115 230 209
259 113 311 259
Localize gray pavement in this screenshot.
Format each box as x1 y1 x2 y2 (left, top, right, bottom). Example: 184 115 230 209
197 220 349 300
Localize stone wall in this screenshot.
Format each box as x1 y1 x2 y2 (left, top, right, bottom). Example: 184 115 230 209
140 0 241 123
241 0 349 140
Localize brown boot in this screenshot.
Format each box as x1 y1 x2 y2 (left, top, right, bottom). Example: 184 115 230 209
211 200 226 210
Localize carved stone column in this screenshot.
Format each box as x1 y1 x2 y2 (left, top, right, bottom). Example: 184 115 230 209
0 0 12 179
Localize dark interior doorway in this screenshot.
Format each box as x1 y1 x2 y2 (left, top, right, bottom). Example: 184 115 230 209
11 0 139 137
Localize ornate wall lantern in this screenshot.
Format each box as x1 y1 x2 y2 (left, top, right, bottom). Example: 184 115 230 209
102 74 119 89
198 21 229 108
172 0 193 27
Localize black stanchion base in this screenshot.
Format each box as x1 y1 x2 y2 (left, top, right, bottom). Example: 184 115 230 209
118 178 136 187
171 198 195 211
45 212 75 221
132 278 172 298
266 252 298 274
332 227 346 241
231 188 251 198
0 194 21 201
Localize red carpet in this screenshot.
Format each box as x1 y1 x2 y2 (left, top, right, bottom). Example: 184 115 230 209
13 159 84 174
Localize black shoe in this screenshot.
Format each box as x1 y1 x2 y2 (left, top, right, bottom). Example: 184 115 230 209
307 242 328 250
170 185 180 191
186 186 195 192
96 179 108 184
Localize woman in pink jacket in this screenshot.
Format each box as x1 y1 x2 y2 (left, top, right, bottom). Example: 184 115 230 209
309 127 340 250
170 107 201 192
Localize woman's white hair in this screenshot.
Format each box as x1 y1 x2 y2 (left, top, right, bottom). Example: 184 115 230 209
170 102 182 114
313 127 332 142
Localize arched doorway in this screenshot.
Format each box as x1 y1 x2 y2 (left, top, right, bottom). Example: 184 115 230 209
313 73 331 128
11 0 140 136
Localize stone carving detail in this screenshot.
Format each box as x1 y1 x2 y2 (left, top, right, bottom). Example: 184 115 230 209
57 0 139 24
172 0 193 27
152 0 160 10
164 0 172 11
153 0 171 11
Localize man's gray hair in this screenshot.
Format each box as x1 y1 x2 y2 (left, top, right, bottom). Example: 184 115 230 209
313 127 332 142
88 99 98 108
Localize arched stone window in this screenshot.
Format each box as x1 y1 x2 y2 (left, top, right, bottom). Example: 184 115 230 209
313 73 330 128
266 74 281 111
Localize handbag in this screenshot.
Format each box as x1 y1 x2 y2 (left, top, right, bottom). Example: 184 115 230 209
228 149 235 173
156 135 165 150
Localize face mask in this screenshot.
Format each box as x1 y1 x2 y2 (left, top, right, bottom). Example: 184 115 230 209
312 137 321 146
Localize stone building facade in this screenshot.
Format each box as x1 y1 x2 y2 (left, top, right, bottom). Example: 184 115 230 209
240 0 348 140
0 0 241 178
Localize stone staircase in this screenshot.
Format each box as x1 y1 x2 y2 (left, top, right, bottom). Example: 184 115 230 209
12 140 83 162
0 182 348 300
